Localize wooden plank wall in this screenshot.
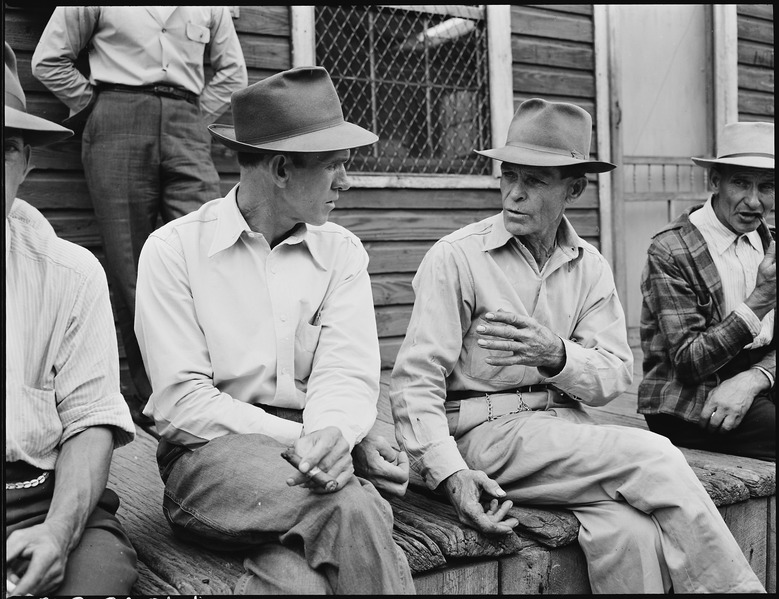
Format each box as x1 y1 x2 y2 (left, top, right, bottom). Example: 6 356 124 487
7 5 600 378
736 4 774 122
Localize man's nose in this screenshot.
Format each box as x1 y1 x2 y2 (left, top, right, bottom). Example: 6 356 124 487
333 165 350 191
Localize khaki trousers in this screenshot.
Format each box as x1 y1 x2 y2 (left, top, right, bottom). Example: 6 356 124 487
454 407 764 594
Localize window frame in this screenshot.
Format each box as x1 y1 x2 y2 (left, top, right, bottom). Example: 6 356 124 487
290 5 513 189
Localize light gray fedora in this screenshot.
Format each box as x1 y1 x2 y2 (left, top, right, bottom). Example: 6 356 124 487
691 122 774 170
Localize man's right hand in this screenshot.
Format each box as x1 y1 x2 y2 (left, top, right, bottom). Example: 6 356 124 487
286 426 354 494
746 240 776 320
442 469 519 535
5 522 70 596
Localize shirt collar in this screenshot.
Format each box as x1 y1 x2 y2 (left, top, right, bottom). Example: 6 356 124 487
483 212 586 261
207 185 327 270
699 197 762 256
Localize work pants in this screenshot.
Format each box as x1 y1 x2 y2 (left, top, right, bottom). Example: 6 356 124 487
158 433 415 594
82 90 221 405
646 393 775 462
5 466 138 594
454 407 765 594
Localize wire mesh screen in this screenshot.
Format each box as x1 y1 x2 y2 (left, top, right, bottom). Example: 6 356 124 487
315 5 492 175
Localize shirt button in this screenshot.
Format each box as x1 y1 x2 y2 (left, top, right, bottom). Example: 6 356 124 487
162 28 167 33
280 315 287 322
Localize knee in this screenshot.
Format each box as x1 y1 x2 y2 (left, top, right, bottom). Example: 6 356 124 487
329 478 393 529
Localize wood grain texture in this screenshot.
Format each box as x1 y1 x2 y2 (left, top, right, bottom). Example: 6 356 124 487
507 505 580 548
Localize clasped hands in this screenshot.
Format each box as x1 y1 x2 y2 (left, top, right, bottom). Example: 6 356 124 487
285 426 409 498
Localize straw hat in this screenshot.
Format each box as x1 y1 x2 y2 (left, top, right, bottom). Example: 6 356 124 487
476 98 615 173
209 66 377 153
691 122 774 170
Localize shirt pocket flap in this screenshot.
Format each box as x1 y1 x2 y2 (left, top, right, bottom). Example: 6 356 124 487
186 22 211 44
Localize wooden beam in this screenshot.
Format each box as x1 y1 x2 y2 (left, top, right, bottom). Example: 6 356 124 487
290 6 315 67
486 5 514 179
713 5 738 141
593 5 614 268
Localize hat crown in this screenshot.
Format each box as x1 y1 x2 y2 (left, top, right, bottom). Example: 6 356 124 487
5 41 27 112
506 98 592 160
231 66 345 145
718 122 774 160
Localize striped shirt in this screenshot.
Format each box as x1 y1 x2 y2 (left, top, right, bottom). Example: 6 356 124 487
5 199 135 471
689 197 774 351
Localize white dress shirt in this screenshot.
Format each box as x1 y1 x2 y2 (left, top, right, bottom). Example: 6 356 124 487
6 200 135 470
135 186 380 450
32 6 247 122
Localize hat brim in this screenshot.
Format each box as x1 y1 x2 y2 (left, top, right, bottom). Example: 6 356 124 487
691 156 774 170
4 106 73 147
475 146 615 173
209 121 378 153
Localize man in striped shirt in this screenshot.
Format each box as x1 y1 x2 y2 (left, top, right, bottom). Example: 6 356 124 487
5 42 137 595
639 122 775 461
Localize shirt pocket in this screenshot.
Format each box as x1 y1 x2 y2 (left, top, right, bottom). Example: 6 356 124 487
19 385 62 456
186 22 211 44
461 333 527 386
294 322 322 382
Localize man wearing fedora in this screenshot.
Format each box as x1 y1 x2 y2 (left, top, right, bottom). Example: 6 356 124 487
639 122 775 462
390 98 765 593
133 66 414 593
4 42 137 595
32 7 248 424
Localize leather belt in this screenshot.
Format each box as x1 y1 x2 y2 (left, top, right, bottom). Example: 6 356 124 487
445 386 578 437
98 83 198 104
258 404 304 424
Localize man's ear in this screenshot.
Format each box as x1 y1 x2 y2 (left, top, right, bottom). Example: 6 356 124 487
709 167 721 193
268 153 290 187
567 176 588 202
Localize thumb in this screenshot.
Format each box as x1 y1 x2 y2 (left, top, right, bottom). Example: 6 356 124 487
765 240 776 260
478 473 507 498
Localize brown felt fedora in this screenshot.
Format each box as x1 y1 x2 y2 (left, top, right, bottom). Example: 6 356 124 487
4 42 73 147
691 122 774 170
476 98 615 173
209 66 377 153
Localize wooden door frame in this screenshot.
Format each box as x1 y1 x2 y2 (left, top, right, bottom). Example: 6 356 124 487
597 4 739 333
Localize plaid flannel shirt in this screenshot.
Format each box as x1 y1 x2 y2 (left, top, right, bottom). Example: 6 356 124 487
638 203 776 423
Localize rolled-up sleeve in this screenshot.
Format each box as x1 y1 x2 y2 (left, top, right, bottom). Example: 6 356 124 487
303 239 379 449
390 242 471 490
56 260 135 448
135 233 303 448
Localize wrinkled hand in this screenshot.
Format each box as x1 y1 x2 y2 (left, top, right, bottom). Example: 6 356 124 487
352 433 410 498
476 309 566 374
5 522 70 595
442 469 518 536
746 241 776 319
699 370 766 433
287 426 353 494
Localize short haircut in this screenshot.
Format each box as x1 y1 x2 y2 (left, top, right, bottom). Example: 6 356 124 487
236 151 305 169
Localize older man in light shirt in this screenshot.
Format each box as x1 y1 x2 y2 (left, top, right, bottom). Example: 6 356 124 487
135 67 414 594
32 7 248 421
390 98 765 593
639 122 775 461
5 41 137 596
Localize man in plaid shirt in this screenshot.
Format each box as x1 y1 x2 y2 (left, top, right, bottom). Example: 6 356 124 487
639 122 775 461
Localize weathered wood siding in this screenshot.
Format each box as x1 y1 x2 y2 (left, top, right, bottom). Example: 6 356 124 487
737 5 773 122
7 5 600 379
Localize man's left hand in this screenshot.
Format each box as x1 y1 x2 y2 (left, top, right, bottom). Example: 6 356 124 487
352 433 409 498
476 309 566 374
699 370 766 433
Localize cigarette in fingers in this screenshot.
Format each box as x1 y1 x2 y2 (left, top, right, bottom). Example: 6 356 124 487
281 447 338 491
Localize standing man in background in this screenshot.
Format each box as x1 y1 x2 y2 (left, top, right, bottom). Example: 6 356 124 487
32 7 248 421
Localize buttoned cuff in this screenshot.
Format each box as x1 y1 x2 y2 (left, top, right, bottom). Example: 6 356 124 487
274 419 305 447
752 366 775 389
417 437 470 491
734 303 763 338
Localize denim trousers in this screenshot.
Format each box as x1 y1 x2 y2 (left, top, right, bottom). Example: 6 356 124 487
82 91 221 403
5 470 138 594
646 393 775 462
158 433 415 594
454 407 765 594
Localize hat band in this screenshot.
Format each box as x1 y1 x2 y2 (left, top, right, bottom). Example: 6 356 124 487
238 114 346 146
718 151 774 160
507 140 587 160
